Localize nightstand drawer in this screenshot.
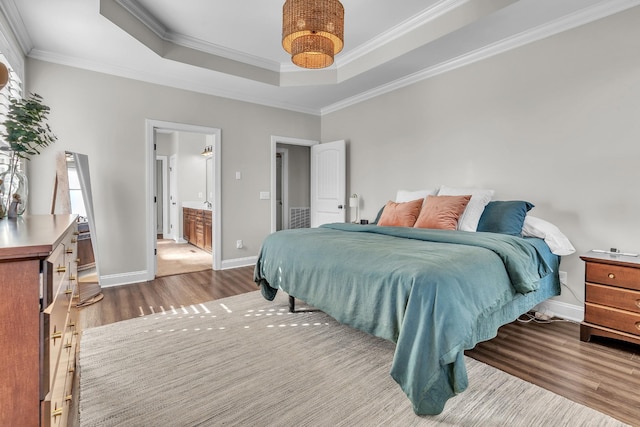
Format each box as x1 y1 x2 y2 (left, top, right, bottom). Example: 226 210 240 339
585 262 640 291
584 302 640 336
586 283 640 314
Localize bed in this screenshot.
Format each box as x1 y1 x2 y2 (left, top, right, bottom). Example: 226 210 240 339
253 199 563 415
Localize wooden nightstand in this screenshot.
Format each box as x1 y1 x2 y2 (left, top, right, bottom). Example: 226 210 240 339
580 251 640 346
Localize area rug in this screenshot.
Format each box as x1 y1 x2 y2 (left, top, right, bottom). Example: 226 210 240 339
79 291 627 426
156 239 212 277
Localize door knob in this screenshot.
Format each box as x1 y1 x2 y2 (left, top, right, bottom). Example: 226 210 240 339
338 205 344 209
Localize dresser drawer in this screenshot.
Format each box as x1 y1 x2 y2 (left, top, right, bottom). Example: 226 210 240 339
585 262 640 291
43 279 74 391
584 302 640 337
586 283 640 314
46 244 68 306
42 363 69 427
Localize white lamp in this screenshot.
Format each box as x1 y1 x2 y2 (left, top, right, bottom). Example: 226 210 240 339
349 193 359 224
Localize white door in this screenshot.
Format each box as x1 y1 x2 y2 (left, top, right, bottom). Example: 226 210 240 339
310 140 346 227
169 154 179 241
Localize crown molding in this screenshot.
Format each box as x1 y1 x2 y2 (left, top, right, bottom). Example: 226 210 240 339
322 0 640 115
166 32 281 73
337 0 468 66
0 0 32 55
117 0 280 73
27 49 321 116
116 0 168 38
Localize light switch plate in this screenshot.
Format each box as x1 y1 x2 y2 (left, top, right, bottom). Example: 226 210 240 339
260 191 270 200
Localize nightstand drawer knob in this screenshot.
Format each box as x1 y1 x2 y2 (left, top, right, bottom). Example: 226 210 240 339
608 273 615 279
636 300 640 309
636 322 640 331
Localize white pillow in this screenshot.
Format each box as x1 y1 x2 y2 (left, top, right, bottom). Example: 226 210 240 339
395 189 437 203
521 215 576 256
437 186 494 231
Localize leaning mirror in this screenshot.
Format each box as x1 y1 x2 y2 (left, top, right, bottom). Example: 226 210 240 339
65 151 102 305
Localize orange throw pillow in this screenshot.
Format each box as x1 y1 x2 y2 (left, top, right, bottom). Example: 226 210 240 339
377 198 424 227
414 195 471 230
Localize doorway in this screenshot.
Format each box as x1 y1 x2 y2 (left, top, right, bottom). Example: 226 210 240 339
270 136 317 233
146 120 222 280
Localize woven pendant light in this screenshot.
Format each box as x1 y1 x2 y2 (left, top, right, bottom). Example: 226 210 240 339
282 0 344 69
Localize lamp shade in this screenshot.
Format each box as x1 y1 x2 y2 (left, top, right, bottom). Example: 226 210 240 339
349 195 359 208
0 62 8 91
282 0 344 69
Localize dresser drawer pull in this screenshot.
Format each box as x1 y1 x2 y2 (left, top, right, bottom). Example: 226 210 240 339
64 341 72 349
608 273 615 279
69 275 76 282
52 408 63 418
76 258 81 263
56 266 67 273
65 288 73 295
65 394 73 402
73 231 80 236
71 238 77 243
69 366 75 373
66 248 73 254
51 331 63 341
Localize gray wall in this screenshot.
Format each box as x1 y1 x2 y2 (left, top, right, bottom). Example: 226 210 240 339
321 8 640 309
25 59 320 282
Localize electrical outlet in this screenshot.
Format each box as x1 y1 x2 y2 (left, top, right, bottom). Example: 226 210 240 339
236 240 243 249
559 271 567 285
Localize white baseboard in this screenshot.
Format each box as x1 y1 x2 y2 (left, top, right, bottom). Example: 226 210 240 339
220 256 257 270
534 299 584 323
98 257 257 287
99 270 149 288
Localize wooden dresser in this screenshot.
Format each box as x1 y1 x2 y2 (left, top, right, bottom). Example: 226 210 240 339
580 251 640 346
0 215 79 427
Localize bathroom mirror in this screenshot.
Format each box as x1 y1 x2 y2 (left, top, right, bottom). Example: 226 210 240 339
65 151 102 304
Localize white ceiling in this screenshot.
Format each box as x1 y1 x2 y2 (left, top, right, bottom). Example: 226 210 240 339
2 0 639 115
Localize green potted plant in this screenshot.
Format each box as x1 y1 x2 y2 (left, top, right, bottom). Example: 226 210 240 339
0 92 57 218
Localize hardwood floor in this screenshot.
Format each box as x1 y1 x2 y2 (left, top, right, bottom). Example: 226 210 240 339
79 266 257 329
466 317 640 425
76 266 639 425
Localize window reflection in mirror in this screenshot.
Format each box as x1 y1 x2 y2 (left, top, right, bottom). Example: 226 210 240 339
67 159 87 218
65 151 102 306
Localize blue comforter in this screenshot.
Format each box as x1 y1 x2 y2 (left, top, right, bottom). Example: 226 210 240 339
254 223 558 415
